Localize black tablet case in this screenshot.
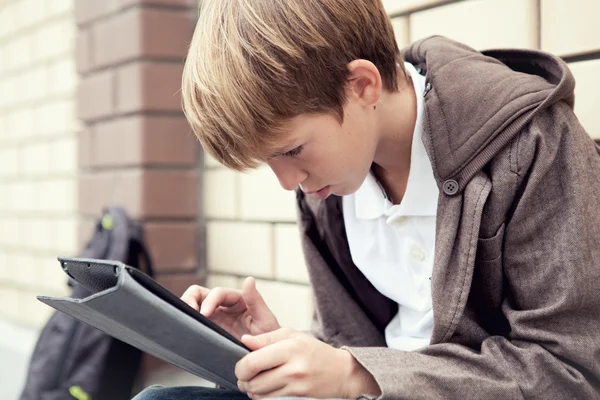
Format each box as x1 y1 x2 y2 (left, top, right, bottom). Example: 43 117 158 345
37 257 249 391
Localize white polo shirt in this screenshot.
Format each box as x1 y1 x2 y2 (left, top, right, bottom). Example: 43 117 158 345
342 62 438 351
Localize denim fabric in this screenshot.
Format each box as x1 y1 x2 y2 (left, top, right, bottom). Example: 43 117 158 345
132 386 310 400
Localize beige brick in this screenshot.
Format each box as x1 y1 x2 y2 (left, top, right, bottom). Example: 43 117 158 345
410 0 538 51
0 113 5 142
274 224 309 284
239 167 297 222
11 182 37 212
391 17 409 49
0 2 16 40
47 58 77 96
3 36 32 73
21 142 51 175
49 137 78 174
255 279 313 331
52 216 78 254
541 0 600 57
570 60 600 140
16 0 46 31
37 255 69 293
207 222 273 278
45 0 74 18
31 19 75 62
383 0 451 15
35 99 76 136
0 182 6 210
206 274 240 290
0 250 9 282
20 67 49 103
204 169 238 219
0 147 19 177
6 107 35 139
19 290 54 327
203 151 223 168
37 179 77 213
0 217 21 247
0 77 17 108
0 288 20 320
19 217 53 251
13 253 37 286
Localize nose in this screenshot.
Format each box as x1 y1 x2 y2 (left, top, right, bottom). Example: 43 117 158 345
268 159 307 191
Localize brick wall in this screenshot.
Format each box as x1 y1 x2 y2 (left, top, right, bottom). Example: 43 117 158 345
0 0 78 327
203 159 313 330
386 0 600 137
1 0 598 336
75 0 200 306
201 0 600 332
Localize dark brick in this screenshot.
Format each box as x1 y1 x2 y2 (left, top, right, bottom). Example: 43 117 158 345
156 271 204 297
89 116 197 168
116 61 184 113
145 222 197 272
121 0 196 8
77 70 115 122
78 217 97 251
76 27 93 74
79 169 197 218
78 127 94 169
92 8 194 70
79 170 143 217
140 8 195 59
142 170 197 218
75 0 121 27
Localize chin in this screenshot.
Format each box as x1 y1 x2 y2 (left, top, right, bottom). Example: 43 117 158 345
332 183 361 197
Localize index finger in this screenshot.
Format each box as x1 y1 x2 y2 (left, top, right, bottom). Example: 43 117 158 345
181 285 210 311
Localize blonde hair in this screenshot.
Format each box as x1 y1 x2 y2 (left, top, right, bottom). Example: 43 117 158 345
182 0 404 170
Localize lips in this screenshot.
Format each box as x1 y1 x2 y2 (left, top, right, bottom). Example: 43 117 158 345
306 185 331 200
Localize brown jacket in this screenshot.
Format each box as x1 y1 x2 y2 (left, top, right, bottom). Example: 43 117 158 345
296 37 600 399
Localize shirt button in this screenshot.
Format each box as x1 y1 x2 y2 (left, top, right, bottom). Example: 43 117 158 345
411 246 426 261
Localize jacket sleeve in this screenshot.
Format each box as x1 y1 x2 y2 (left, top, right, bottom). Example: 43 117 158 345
342 107 600 399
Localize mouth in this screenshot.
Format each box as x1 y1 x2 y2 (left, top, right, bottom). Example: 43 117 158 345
305 185 331 200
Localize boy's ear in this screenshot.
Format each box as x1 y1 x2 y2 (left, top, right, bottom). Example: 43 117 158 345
346 59 382 107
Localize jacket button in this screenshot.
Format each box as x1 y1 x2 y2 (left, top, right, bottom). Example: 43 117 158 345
443 179 459 195
424 82 432 96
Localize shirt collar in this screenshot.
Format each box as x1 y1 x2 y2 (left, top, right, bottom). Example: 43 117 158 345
354 62 439 220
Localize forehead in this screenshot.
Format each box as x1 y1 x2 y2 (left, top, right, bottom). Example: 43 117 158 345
280 113 341 139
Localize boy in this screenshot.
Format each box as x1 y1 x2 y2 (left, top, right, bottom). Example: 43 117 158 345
135 0 600 399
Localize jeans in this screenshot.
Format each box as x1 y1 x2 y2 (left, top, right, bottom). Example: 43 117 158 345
132 386 309 400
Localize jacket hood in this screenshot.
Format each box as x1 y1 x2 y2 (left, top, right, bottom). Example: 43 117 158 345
402 36 576 192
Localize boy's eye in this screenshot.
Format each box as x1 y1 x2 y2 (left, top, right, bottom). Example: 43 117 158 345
282 145 304 158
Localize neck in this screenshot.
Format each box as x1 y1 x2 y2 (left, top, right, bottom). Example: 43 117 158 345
371 73 417 203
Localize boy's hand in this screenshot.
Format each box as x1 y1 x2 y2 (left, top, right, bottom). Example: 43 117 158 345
181 277 280 340
235 328 381 399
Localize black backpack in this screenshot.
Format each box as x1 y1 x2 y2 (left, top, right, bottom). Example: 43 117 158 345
20 206 153 400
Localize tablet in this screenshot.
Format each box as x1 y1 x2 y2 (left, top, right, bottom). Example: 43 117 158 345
38 257 250 391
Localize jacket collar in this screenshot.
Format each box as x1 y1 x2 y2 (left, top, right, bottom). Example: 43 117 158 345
402 36 575 194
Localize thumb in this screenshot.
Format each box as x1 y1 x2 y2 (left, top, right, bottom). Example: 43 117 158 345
241 327 297 351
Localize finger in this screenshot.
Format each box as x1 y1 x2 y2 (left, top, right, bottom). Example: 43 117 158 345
241 278 274 319
241 327 298 351
237 366 286 397
235 340 291 382
200 287 245 317
180 285 210 311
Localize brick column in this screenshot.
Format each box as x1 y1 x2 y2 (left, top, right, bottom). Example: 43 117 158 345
75 1 201 299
